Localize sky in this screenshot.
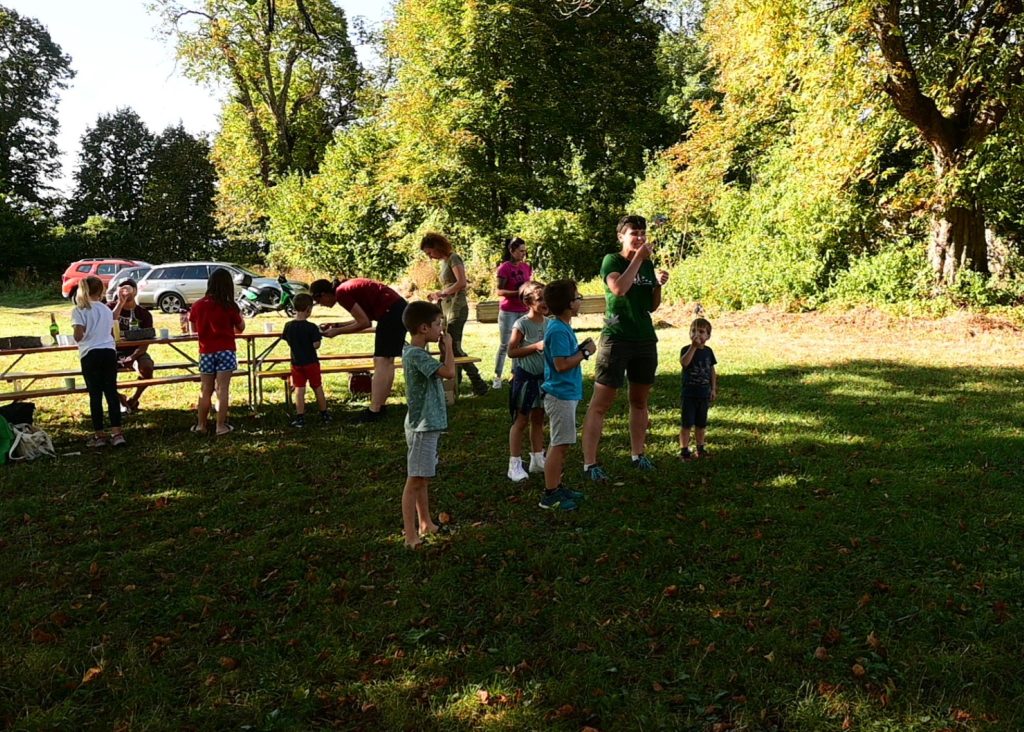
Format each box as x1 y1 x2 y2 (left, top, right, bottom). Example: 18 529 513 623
6 0 389 194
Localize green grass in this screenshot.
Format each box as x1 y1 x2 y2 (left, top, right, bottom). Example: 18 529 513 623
2 301 1023 730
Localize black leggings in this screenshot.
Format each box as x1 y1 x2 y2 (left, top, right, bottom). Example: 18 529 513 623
445 312 481 383
81 349 122 431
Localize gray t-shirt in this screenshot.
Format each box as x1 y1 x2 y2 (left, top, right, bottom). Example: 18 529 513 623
439 252 469 321
402 344 448 432
512 315 547 375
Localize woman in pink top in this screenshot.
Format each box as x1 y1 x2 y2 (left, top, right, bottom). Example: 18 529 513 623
493 237 532 388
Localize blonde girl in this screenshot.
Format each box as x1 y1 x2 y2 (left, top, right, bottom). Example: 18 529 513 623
505 281 548 481
72 275 127 447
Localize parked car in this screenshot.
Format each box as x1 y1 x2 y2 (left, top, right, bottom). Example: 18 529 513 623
104 265 154 302
135 262 308 313
61 258 152 299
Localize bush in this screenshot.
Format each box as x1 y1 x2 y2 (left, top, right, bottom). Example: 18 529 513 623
827 240 931 305
504 209 608 282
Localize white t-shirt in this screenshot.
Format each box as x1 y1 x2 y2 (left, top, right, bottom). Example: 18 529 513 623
71 302 116 358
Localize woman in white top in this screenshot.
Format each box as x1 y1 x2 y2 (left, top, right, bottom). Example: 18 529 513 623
72 276 127 447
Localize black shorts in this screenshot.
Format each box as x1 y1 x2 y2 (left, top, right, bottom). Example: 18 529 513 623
374 299 408 358
594 338 658 388
681 396 710 429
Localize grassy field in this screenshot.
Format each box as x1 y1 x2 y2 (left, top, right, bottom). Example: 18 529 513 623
2 299 1023 730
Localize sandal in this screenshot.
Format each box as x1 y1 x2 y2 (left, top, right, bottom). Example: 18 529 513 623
216 424 234 436
190 424 207 434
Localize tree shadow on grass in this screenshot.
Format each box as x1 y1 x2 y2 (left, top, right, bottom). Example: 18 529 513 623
3 359 1024 728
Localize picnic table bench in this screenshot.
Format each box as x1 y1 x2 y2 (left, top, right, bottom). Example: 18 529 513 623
0 372 246 402
257 355 482 407
475 296 605 323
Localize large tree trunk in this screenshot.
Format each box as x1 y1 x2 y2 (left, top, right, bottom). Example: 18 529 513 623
929 200 988 285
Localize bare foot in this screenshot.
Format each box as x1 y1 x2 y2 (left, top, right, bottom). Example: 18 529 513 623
404 540 423 550
420 523 440 536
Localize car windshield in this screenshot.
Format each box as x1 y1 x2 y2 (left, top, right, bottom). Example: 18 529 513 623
230 264 261 278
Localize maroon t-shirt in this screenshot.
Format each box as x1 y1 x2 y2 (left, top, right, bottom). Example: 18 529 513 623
334 279 402 322
189 296 243 353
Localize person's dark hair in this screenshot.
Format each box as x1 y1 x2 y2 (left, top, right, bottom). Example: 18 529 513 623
502 236 526 262
690 317 712 338
293 293 314 313
309 279 334 300
616 214 647 234
206 268 235 308
403 300 442 335
544 279 578 316
120 279 137 291
420 232 452 257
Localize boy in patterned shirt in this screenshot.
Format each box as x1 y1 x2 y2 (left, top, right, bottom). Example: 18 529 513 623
400 300 455 549
679 317 717 460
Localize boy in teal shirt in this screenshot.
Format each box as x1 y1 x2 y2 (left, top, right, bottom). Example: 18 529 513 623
540 280 596 511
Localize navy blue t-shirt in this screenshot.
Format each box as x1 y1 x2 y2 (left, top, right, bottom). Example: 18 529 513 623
283 319 322 366
680 345 716 399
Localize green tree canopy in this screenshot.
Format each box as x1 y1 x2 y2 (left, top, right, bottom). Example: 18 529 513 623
0 5 74 203
69 108 155 228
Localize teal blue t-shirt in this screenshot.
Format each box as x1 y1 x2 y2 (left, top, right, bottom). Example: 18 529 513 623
402 345 448 432
541 319 582 401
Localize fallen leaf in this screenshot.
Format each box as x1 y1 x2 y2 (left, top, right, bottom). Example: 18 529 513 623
851 663 866 678
866 631 881 650
822 627 843 646
31 628 57 644
663 585 679 598
857 593 872 609
81 666 103 684
50 611 72 627
652 681 664 692
219 657 240 670
477 689 491 705
763 650 775 663
814 646 829 661
438 512 452 525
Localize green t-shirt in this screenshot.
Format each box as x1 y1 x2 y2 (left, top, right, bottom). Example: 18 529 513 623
439 252 469 321
600 253 658 341
402 345 448 432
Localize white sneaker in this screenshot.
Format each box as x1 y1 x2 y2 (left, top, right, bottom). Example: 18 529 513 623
507 459 529 482
492 376 503 390
528 453 546 473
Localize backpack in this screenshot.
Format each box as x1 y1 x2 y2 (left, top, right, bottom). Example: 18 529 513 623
0 417 13 465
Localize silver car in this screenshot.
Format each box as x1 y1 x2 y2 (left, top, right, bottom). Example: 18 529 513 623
105 265 153 302
136 262 304 313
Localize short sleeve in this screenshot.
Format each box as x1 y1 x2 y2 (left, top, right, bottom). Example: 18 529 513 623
137 307 153 328
409 348 442 378
71 308 86 327
708 348 717 366
599 253 620 281
496 262 511 281
232 305 244 329
547 327 575 359
680 345 691 360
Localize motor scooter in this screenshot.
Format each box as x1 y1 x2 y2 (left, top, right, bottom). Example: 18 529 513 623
235 274 302 318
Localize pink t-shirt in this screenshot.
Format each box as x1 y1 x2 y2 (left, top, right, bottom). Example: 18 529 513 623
496 261 532 312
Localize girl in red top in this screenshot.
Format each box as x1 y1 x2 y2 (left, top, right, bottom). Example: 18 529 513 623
189 267 245 435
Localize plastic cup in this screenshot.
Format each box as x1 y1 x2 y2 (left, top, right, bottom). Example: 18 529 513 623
264 322 273 334
159 328 170 339
64 378 75 390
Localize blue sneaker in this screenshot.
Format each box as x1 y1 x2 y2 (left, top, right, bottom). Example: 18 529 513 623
562 486 585 500
584 464 610 483
632 454 656 471
539 488 578 511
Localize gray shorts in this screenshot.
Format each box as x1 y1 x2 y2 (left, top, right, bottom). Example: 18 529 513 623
406 426 441 477
544 394 578 446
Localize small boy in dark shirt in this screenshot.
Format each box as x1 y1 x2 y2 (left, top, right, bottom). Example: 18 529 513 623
679 317 717 460
283 293 330 427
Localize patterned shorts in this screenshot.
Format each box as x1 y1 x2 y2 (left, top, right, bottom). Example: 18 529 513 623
199 350 237 374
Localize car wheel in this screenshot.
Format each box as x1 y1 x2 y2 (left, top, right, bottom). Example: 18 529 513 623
158 292 186 313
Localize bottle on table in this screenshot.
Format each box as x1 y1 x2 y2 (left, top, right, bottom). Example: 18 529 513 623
179 308 190 335
49 313 59 345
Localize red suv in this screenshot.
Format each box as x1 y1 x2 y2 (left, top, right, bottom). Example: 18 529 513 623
61 258 151 299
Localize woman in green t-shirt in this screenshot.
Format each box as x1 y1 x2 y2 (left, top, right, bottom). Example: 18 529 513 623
580 215 669 481
420 232 489 396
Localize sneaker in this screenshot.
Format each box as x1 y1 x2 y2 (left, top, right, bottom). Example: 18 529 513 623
471 380 490 397
354 408 384 423
632 454 656 471
86 436 107 448
528 453 546 473
508 460 529 482
538 487 578 511
110 433 127 448
492 376 503 390
291 415 305 428
127 397 140 412
696 445 709 459
584 464 610 483
679 448 694 461
561 486 585 500
320 411 332 424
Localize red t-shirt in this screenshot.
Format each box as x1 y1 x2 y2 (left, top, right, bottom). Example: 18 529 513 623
189 296 243 353
334 279 402 321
